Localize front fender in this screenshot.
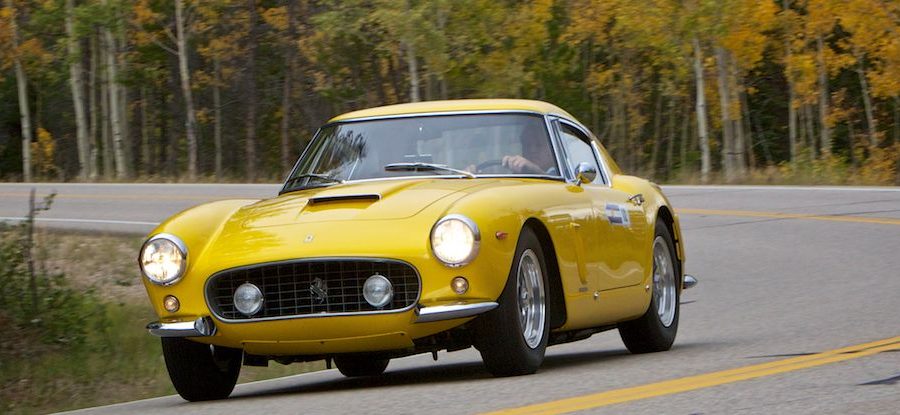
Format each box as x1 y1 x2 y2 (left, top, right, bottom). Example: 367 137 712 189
141 199 258 317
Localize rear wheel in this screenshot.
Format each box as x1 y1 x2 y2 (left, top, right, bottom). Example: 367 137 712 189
618 222 680 353
161 338 242 401
333 355 390 377
474 228 549 377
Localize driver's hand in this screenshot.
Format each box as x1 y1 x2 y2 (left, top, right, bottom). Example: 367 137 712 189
502 155 541 174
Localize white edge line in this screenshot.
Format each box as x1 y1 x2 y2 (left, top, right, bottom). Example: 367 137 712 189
0 217 158 226
4 182 281 188
55 368 336 414
663 185 900 192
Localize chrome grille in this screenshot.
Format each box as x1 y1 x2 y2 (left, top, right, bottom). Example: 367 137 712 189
207 259 420 321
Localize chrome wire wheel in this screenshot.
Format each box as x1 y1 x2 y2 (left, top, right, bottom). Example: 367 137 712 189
517 249 546 349
652 236 677 328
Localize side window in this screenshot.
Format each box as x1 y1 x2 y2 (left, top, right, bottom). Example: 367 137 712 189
558 123 603 184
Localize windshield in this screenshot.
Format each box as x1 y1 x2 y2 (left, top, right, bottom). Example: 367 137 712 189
282 113 559 192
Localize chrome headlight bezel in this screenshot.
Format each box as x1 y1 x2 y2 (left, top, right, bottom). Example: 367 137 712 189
430 214 480 267
139 233 188 286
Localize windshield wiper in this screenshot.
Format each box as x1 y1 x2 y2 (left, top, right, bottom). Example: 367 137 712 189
281 173 344 193
384 162 475 178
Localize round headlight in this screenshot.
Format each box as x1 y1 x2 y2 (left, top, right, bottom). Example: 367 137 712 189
363 274 393 308
234 283 264 316
430 214 480 267
139 234 187 286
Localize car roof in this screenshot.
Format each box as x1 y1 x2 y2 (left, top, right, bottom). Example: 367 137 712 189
329 99 579 123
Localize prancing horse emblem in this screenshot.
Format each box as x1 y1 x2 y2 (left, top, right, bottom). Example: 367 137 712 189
310 277 328 303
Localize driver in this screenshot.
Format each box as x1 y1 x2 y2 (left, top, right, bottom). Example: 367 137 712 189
500 128 556 174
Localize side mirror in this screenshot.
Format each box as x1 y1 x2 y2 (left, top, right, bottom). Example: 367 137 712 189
574 162 597 185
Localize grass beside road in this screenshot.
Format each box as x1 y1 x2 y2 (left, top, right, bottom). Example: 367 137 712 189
0 230 323 415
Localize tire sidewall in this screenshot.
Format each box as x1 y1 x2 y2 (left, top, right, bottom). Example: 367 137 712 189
648 223 680 343
508 229 550 355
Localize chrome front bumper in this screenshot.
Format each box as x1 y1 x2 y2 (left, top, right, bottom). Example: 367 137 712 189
147 316 216 337
683 274 698 290
415 302 498 323
147 302 497 338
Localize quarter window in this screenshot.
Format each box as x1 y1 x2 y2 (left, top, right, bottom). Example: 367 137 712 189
558 123 603 184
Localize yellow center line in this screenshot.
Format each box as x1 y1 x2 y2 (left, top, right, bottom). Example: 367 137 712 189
678 208 900 226
482 336 900 415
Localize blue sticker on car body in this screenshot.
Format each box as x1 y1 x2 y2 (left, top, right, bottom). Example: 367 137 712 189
605 203 631 227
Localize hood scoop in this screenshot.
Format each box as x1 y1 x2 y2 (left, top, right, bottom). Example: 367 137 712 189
307 193 381 205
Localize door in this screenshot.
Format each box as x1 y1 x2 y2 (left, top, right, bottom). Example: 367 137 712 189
554 120 649 291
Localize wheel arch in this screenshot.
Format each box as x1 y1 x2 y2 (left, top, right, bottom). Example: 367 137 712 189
655 206 683 283
523 217 567 330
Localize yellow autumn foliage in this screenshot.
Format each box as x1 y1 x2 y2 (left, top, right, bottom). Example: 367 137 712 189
31 127 58 178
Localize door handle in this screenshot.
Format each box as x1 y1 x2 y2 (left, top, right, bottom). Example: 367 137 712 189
627 193 644 206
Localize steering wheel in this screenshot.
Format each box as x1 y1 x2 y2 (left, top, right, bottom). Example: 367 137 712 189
476 159 512 173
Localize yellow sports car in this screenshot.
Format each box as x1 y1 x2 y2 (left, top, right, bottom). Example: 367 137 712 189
139 99 696 401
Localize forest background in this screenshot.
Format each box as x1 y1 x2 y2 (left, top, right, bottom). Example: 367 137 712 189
1 0 899 185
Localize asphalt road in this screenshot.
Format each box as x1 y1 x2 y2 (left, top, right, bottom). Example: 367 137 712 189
1 183 897 414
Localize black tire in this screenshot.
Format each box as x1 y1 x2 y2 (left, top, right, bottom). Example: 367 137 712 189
618 221 680 353
474 227 550 377
333 355 390 377
161 338 242 401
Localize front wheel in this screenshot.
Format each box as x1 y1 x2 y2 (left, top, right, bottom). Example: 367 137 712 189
618 222 680 353
161 337 242 401
474 227 550 377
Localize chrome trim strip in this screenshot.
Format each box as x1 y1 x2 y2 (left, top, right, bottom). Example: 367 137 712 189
683 274 698 290
415 302 499 323
139 233 188 287
204 257 422 324
147 317 216 337
340 174 564 185
553 117 612 187
544 114 571 182
307 193 381 205
329 109 546 124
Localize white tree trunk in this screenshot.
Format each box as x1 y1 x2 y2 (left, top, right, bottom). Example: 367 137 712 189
783 1 798 161
716 45 736 182
175 0 198 180
404 0 420 102
692 37 711 182
100 43 113 179
213 57 223 177
280 0 298 174
140 87 150 174
406 41 420 102
89 32 99 179
6 0 33 182
66 0 91 180
102 0 127 179
816 35 831 156
856 56 878 147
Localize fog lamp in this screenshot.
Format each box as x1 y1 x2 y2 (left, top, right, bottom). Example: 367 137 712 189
234 283 264 316
363 274 393 308
163 295 180 312
451 277 469 295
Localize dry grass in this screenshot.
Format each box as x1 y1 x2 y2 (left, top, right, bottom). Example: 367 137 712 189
1 230 323 414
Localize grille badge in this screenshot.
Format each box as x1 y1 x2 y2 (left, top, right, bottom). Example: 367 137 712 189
310 277 328 303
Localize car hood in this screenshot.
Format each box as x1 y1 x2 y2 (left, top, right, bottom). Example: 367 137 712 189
231 179 492 229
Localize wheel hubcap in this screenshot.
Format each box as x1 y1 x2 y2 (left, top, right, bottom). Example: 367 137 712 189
517 249 546 349
652 236 677 327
